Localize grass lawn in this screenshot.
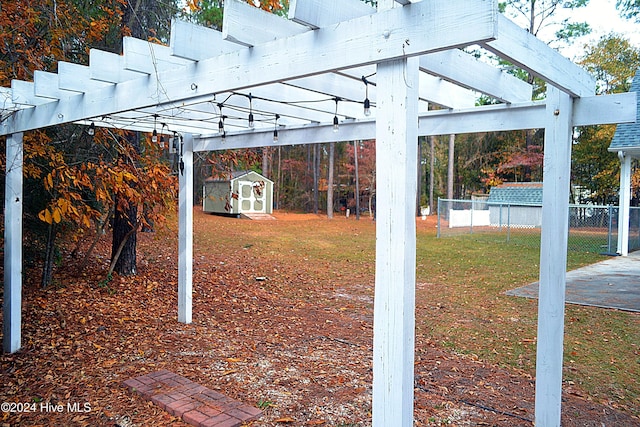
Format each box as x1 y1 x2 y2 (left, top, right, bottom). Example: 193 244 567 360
197 210 639 417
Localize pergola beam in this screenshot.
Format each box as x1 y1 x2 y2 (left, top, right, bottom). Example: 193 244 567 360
1 0 497 136
535 85 574 426
3 132 23 353
194 93 636 151
483 14 595 97
58 62 115 93
90 49 149 83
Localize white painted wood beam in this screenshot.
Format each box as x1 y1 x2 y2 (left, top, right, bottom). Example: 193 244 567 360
4 132 23 353
11 81 53 106
34 71 81 100
483 14 594 98
170 19 241 61
535 85 573 426
222 0 308 47
193 93 636 151
58 63 114 93
89 49 148 83
617 152 631 256
418 73 476 109
372 56 419 426
0 0 497 136
289 0 373 29
420 50 532 103
1 88 17 109
291 0 532 104
335 65 477 109
122 37 193 74
178 133 194 324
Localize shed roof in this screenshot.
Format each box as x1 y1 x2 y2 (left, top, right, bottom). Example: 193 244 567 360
488 182 543 205
205 170 273 183
609 69 640 156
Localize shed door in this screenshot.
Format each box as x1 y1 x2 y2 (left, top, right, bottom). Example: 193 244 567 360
238 180 266 213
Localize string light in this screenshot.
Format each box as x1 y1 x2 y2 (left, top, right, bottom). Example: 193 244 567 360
333 98 340 132
217 103 225 134
172 131 179 153
152 114 158 143
273 114 280 143
159 123 167 149
87 122 95 136
248 93 255 128
362 76 371 117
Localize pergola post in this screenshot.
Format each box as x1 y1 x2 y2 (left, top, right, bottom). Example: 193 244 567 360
178 133 193 324
3 132 24 353
535 86 574 426
617 151 631 256
372 54 419 426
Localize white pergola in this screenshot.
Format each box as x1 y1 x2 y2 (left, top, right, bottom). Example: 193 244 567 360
1 0 637 425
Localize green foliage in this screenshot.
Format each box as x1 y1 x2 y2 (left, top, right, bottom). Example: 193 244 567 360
555 21 591 42
617 0 640 21
579 34 640 94
501 0 591 45
572 125 620 204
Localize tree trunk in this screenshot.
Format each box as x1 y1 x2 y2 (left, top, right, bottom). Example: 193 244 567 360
313 144 319 214
111 131 140 276
429 135 435 214
111 199 138 276
447 134 455 199
354 140 361 220
327 142 335 219
262 147 270 179
41 222 58 288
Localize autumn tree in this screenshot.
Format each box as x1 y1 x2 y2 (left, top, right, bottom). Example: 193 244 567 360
1 1 180 285
345 140 376 217
571 34 640 205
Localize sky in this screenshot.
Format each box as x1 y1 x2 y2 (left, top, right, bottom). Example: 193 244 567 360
533 0 640 60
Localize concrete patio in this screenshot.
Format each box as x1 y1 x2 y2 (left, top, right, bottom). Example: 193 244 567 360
507 251 640 312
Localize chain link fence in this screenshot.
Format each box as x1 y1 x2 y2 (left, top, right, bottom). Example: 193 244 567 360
437 198 640 254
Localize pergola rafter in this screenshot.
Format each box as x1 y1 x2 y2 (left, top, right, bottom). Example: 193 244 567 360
2 0 637 426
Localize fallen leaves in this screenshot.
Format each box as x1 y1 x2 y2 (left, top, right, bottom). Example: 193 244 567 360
1 211 638 426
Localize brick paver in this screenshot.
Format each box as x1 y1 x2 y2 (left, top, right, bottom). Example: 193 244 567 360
123 370 262 427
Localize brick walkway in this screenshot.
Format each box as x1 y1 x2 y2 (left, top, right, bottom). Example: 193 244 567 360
123 370 262 427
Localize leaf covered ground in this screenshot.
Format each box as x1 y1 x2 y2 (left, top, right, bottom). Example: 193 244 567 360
1 209 639 426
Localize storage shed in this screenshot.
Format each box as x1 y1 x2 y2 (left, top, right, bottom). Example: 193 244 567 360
488 182 543 228
203 171 273 216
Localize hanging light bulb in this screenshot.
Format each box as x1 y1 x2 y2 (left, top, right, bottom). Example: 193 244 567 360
333 98 340 133
152 115 158 143
171 131 180 154
273 114 280 143
248 93 255 128
87 122 95 136
159 123 167 149
362 76 372 117
217 103 225 133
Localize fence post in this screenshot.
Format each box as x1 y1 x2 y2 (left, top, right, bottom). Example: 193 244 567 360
437 198 441 238
470 199 474 234
607 205 613 254
507 203 511 243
